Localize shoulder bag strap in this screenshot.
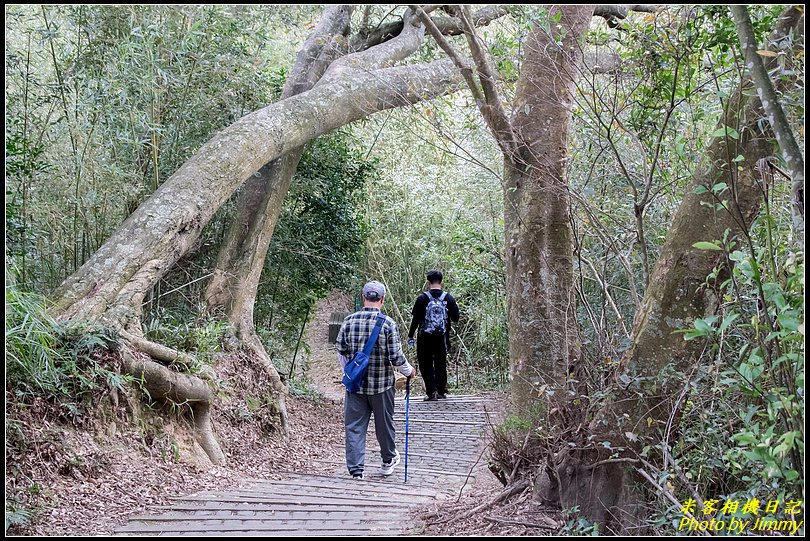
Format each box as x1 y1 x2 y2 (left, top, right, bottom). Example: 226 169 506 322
362 313 386 356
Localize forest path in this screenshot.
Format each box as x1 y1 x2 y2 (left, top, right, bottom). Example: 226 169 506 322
118 293 497 535
299 290 354 403
116 395 495 536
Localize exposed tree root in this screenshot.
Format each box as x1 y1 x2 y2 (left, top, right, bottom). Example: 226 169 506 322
119 340 226 466
236 327 290 437
121 330 218 381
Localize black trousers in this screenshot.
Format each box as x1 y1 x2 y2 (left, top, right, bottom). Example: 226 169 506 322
417 332 447 396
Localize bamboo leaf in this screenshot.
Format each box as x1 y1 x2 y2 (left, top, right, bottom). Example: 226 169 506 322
693 241 722 251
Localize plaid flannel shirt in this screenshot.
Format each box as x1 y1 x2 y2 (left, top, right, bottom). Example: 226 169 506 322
336 307 407 395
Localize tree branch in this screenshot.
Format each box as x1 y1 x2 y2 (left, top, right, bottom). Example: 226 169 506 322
323 7 425 83
352 5 511 51
593 5 658 27
413 5 484 101
284 5 352 97
731 5 804 239
433 5 512 34
431 479 530 524
450 4 516 157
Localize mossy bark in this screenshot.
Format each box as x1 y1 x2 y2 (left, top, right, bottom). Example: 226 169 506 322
505 5 592 418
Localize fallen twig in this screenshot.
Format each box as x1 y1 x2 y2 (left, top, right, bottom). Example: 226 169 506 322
637 467 710 537
432 479 531 525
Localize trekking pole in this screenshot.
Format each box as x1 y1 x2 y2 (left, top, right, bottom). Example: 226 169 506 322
404 375 411 483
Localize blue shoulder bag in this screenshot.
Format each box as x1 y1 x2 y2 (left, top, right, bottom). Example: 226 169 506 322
342 313 386 393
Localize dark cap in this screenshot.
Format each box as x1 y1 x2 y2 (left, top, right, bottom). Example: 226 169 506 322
362 281 386 302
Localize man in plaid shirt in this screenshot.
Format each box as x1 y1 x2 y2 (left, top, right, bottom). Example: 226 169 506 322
337 280 414 480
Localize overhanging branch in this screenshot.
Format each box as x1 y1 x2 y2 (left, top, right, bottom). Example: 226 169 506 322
413 5 484 101
452 5 516 157
593 5 658 27
352 4 511 51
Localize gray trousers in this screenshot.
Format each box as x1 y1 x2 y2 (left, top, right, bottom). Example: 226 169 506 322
344 387 397 475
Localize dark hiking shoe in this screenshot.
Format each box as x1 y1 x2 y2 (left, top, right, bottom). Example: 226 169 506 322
352 472 365 480
424 393 438 401
437 392 447 399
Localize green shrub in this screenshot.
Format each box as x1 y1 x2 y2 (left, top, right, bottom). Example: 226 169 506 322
5 285 123 412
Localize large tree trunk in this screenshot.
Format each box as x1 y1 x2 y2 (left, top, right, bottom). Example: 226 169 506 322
556 7 804 532
204 6 354 435
52 59 458 324
50 10 461 464
617 5 804 440
505 5 593 417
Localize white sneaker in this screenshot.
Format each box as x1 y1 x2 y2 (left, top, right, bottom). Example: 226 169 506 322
380 450 400 476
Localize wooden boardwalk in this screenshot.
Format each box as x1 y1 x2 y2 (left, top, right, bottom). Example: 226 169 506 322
118 395 494 536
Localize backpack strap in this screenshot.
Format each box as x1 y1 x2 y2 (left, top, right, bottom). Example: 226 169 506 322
438 291 447 302
362 313 386 356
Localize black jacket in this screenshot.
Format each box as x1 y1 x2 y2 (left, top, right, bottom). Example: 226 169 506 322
408 289 460 338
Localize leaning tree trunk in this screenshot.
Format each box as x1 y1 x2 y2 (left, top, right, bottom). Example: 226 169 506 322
208 5 512 327
505 5 593 419
617 4 804 442
51 63 459 324
206 6 509 437
205 5 354 435
50 14 461 463
555 7 804 533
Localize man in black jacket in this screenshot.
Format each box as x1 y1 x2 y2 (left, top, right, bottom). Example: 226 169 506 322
408 270 460 401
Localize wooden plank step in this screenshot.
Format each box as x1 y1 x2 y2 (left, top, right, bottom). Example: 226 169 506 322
170 495 396 507
397 409 491 414
239 478 434 494
152 503 419 513
116 521 403 536
385 429 482 437
311 458 476 478
366 449 478 462
117 522 404 533
274 471 440 491
392 418 484 426
394 394 491 400
203 484 425 497
177 490 425 505
128 511 406 522
395 395 485 399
